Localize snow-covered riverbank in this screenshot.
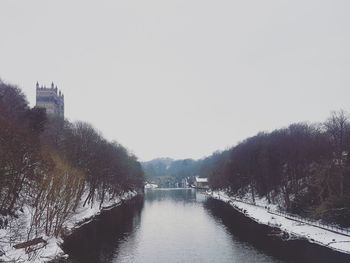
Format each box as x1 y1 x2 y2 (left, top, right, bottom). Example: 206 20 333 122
0 190 138 263
208 190 350 255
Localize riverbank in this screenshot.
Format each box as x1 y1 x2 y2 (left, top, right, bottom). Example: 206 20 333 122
208 190 350 255
62 189 285 263
0 190 138 263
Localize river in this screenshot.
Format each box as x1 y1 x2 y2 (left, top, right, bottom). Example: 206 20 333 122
63 189 350 263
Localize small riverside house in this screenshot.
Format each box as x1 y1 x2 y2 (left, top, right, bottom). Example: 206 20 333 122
194 177 209 189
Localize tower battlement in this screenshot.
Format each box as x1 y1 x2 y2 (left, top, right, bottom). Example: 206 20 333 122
36 82 64 118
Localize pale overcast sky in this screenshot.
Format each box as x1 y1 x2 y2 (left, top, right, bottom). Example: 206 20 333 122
0 0 349 161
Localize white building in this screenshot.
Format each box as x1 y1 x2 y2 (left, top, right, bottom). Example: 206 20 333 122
194 177 209 189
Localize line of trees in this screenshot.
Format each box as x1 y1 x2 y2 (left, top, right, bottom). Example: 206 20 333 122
0 80 144 239
203 111 350 227
142 158 201 187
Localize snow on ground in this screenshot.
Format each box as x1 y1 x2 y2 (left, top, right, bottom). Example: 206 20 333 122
209 190 350 255
144 183 158 189
0 190 138 263
65 190 137 231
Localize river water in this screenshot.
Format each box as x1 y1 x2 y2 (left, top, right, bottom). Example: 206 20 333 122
63 189 350 263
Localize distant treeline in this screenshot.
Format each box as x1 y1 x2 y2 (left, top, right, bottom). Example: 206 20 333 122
142 158 200 187
0 80 144 237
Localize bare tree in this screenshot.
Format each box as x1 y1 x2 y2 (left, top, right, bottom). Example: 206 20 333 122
324 110 350 196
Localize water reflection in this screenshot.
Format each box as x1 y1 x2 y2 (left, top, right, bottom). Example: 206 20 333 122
204 198 350 263
110 189 278 263
63 190 350 263
63 196 144 263
144 188 197 203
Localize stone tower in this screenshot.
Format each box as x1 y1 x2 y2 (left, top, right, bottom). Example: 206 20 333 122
36 82 64 118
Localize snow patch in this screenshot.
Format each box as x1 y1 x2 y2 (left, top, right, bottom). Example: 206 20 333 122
208 190 350 255
0 190 138 262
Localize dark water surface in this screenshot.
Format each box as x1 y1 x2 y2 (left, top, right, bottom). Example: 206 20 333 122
63 189 350 263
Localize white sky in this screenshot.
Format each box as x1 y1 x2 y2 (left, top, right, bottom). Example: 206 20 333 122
0 0 349 161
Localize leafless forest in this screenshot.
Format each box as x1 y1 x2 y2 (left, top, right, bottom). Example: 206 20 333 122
0 80 144 240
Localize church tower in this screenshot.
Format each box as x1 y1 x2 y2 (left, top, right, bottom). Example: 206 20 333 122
36 82 64 118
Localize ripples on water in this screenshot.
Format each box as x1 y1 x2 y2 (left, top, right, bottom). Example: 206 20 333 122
63 189 350 263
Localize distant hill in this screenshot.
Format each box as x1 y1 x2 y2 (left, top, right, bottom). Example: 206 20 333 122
142 158 202 187
142 158 174 178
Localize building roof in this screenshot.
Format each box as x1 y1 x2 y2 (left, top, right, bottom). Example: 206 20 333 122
195 177 208 183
